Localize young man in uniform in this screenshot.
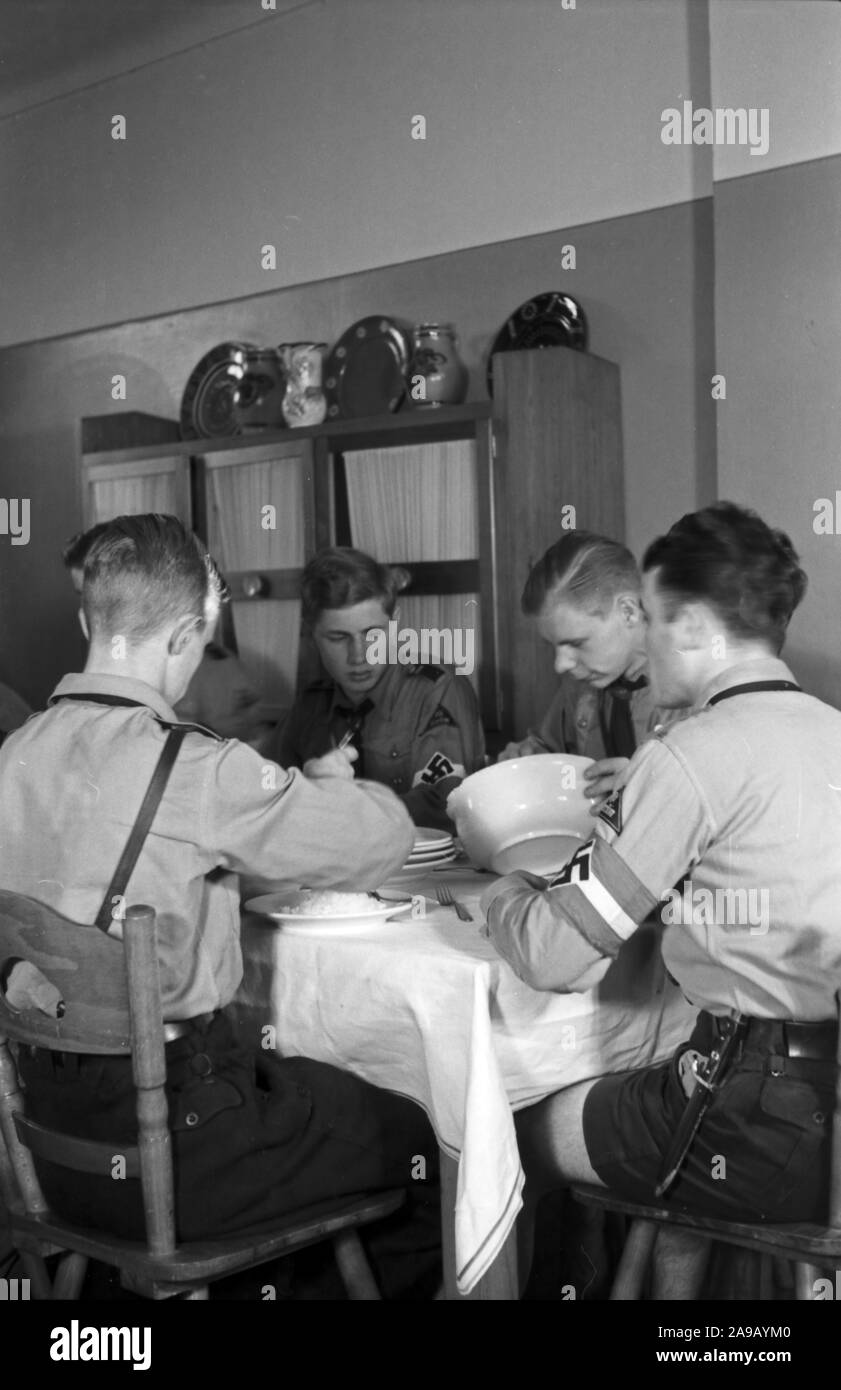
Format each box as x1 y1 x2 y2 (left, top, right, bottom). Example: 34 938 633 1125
483 502 840 1296
272 547 485 833
2 514 440 1297
497 531 676 808
62 524 274 750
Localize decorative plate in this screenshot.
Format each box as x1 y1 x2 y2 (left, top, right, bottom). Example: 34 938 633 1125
486 292 588 397
180 342 258 440
323 317 412 420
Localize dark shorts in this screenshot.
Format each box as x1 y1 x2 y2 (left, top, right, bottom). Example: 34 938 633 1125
18 1010 440 1295
582 1013 835 1222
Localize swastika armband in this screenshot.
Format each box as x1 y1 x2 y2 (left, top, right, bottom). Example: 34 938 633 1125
412 752 466 788
545 840 594 888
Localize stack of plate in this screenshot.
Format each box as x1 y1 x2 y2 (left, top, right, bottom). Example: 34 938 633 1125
402 827 457 872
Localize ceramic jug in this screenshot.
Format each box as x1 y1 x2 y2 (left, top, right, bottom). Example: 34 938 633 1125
407 323 469 408
279 342 328 427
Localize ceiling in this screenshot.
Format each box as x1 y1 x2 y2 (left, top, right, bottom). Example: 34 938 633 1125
0 0 318 120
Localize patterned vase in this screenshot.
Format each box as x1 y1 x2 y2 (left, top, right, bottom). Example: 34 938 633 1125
407 323 469 408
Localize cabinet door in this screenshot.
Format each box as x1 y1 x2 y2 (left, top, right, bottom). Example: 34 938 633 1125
81 455 191 527
342 439 483 695
199 440 315 723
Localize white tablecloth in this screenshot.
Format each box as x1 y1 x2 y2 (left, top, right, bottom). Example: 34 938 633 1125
236 865 695 1294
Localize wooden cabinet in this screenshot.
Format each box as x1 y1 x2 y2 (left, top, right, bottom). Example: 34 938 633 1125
79 350 624 743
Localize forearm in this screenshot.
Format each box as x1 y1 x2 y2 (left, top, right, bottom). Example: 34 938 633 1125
480 871 621 993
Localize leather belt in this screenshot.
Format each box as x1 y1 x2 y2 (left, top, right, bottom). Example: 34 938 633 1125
703 1012 837 1061
163 1012 218 1044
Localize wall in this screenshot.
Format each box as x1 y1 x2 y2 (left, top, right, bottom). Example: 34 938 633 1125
0 196 713 706
710 0 841 708
0 0 708 348
713 156 841 708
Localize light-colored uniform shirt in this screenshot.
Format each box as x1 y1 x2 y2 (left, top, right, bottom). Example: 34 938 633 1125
273 661 486 832
483 656 841 1022
0 680 32 741
0 672 414 1019
517 673 674 760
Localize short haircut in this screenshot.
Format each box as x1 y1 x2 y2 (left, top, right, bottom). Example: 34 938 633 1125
521 531 640 618
642 501 807 653
301 547 410 628
81 514 228 643
62 522 111 571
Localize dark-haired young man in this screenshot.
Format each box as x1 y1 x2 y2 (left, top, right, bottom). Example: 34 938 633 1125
2 514 440 1297
485 502 841 1295
497 530 677 806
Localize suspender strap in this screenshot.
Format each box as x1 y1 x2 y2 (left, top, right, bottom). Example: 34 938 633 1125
94 727 186 934
708 680 801 706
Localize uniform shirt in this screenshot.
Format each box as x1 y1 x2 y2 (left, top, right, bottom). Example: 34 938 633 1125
0 679 32 746
520 672 674 760
272 661 486 833
482 656 841 1022
0 672 414 1019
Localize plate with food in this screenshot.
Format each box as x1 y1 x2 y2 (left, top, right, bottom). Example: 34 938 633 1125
244 888 413 936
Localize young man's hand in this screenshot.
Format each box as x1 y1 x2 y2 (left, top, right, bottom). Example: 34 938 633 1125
584 756 630 813
303 747 359 781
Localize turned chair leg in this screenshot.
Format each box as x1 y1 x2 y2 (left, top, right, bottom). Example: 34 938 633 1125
52 1251 88 1299
332 1230 381 1300
794 1261 822 1300
609 1218 658 1300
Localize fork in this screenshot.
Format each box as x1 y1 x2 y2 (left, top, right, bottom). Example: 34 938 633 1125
436 884 473 922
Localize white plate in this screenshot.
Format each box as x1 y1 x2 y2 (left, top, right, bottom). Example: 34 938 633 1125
406 847 457 862
399 850 458 872
412 828 454 851
244 892 413 936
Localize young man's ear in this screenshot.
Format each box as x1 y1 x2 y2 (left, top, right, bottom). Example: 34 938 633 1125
617 593 642 625
168 615 203 657
78 608 89 641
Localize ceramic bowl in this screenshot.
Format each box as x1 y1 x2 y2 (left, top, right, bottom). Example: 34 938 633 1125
446 753 595 876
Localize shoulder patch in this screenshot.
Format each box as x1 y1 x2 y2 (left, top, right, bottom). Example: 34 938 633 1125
598 789 624 833
412 663 446 683
423 705 456 733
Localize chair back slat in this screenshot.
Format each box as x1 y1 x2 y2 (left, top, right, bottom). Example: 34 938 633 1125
13 1113 141 1178
0 890 131 1053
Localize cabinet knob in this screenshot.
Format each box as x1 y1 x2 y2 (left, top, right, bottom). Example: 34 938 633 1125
242 573 267 599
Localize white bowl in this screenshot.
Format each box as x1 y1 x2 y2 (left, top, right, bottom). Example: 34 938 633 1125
446 753 595 876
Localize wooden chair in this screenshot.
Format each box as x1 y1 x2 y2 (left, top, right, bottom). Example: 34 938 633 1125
0 890 404 1300
570 999 841 1300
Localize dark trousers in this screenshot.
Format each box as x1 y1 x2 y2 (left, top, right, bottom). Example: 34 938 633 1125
18 1011 441 1298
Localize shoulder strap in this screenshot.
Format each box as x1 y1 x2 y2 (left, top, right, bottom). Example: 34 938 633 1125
94 727 186 934
708 679 802 707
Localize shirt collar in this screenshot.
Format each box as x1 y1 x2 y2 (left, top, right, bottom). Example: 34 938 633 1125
49 672 179 723
329 661 404 721
694 655 797 712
